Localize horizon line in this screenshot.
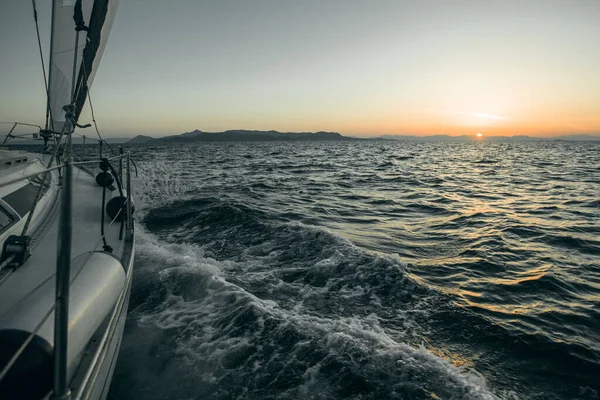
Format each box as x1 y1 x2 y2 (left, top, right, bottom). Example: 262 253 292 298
127 131 600 139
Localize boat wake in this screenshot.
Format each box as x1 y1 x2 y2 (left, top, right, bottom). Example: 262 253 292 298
108 167 501 399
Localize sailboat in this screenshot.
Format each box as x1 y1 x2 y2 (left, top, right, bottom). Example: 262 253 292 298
0 0 135 399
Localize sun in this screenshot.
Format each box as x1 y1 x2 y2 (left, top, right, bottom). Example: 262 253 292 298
476 133 483 138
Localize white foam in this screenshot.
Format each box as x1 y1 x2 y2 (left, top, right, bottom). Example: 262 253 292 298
134 225 224 276
125 160 502 399
129 225 500 399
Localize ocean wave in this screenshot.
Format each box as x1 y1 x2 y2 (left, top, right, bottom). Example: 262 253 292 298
111 221 499 400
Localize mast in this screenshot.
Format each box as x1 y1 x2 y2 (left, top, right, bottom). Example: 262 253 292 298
46 0 57 132
52 2 81 397
52 157 72 400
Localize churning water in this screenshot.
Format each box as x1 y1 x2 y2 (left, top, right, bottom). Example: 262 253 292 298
107 140 599 400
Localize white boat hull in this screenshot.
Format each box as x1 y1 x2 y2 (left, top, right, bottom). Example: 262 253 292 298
0 150 136 399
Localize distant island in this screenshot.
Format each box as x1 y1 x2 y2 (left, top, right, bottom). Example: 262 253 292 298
125 130 600 144
3 130 600 145
126 129 348 144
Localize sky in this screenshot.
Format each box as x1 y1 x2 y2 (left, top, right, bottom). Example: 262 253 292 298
1 0 599 138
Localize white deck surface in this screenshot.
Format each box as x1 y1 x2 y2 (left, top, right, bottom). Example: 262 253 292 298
0 163 128 319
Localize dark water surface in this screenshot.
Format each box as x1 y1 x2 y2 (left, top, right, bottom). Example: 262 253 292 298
108 140 600 400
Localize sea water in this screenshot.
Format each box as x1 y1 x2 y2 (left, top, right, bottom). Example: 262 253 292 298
108 140 600 400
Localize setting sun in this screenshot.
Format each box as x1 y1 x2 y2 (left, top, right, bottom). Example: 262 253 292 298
476 133 483 137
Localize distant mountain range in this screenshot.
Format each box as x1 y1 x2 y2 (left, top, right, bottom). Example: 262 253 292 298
126 131 600 144
126 129 348 144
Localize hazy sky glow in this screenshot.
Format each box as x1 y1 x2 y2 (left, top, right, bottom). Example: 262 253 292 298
1 0 599 137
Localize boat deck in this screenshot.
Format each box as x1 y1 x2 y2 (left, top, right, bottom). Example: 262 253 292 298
0 164 127 321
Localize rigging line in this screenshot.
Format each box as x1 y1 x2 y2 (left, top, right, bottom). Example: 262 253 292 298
106 160 126 240
2 133 40 139
0 122 44 146
0 122 43 128
80 62 117 156
129 155 138 178
31 0 53 131
78 67 138 178
100 186 109 250
71 154 125 167
1 123 18 147
19 120 72 236
20 169 51 236
0 164 65 190
1 122 44 146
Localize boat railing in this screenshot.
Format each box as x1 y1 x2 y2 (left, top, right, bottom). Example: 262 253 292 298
0 146 134 399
